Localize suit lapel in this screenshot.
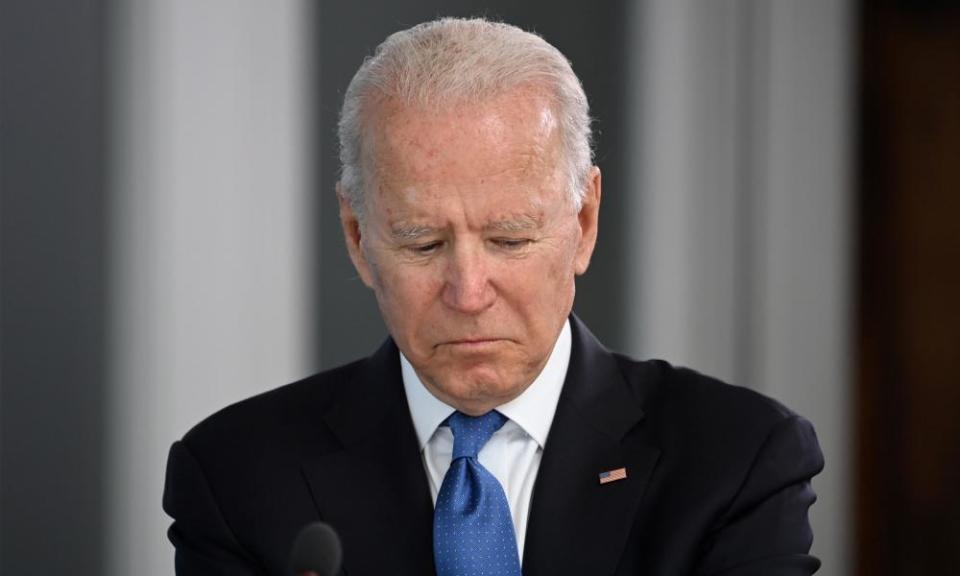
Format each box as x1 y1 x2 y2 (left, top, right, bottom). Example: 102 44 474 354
297 318 660 576
523 317 661 576
301 339 435 576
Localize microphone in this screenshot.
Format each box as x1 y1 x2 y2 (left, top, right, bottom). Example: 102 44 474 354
289 522 343 576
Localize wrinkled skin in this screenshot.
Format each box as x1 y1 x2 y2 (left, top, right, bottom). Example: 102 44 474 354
339 87 601 415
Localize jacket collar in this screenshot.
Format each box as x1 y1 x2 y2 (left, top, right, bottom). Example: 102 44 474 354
301 315 661 576
302 338 436 575
522 315 661 576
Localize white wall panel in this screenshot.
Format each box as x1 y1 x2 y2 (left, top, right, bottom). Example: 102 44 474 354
759 4 853 574
628 1 852 573
108 2 314 574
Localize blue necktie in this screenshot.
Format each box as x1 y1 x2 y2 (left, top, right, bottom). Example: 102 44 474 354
433 410 522 576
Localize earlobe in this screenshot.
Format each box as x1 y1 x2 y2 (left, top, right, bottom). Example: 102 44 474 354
337 183 376 288
574 166 602 276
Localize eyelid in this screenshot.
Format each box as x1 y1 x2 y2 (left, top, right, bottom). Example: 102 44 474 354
407 240 443 253
490 237 532 249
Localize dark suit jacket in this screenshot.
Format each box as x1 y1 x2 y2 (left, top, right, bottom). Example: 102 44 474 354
164 316 824 575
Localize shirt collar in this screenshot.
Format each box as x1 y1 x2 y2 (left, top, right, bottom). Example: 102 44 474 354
401 318 572 450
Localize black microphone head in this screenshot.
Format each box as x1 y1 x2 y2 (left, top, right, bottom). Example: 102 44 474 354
289 522 343 576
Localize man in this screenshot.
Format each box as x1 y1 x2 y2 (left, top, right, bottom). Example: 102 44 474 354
164 18 824 576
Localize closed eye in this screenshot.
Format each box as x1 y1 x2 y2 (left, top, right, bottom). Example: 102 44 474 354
491 238 532 250
409 241 443 255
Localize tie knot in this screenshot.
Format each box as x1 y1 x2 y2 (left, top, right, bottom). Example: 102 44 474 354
446 410 507 460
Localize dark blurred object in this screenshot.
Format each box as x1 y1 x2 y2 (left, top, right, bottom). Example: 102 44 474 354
890 0 959 16
289 522 342 576
857 0 960 574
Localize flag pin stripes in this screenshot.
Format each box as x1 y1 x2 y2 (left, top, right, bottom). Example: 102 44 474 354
599 467 627 485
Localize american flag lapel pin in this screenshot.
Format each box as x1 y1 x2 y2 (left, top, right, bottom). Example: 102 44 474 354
598 467 628 485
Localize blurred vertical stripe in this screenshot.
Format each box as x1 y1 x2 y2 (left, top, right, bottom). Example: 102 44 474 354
1 0 111 574
107 2 315 574
628 1 853 574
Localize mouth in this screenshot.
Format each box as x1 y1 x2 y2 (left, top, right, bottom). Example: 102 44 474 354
439 338 508 349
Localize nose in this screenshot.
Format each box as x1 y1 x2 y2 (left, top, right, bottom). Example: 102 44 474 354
441 243 496 314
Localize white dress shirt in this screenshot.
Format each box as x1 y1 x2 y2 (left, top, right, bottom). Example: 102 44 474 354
401 319 571 560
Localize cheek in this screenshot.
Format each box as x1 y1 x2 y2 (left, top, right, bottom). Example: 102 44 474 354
528 245 579 314
498 253 575 314
538 238 579 284
372 260 441 314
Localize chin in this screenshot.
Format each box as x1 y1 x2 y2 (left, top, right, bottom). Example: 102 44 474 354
434 366 529 407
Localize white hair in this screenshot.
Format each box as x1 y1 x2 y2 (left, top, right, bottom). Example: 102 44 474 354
337 17 594 219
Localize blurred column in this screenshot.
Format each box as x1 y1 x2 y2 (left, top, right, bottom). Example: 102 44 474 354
627 0 749 382
627 0 852 574
759 5 852 575
108 2 314 574
1 1 110 574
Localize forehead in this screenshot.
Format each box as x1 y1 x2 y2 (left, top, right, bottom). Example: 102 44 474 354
362 88 562 192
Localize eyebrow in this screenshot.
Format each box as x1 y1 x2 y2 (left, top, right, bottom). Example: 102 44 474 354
485 214 542 233
388 214 543 241
389 224 437 241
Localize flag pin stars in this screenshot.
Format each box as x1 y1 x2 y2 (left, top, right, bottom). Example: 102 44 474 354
599 467 627 485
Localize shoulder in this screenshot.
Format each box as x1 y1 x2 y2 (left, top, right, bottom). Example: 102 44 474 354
162 357 382 570
612 355 821 470
569 315 802 443
179 357 365 464
164 357 373 533
615 356 795 422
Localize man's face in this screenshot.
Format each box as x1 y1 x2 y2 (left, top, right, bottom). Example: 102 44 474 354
339 87 601 415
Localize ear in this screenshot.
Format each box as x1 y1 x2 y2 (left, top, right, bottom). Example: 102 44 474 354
574 166 602 275
337 182 376 288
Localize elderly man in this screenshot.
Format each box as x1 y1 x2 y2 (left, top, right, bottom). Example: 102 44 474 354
163 18 824 576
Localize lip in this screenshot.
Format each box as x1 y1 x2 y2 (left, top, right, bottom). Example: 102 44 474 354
440 338 507 348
